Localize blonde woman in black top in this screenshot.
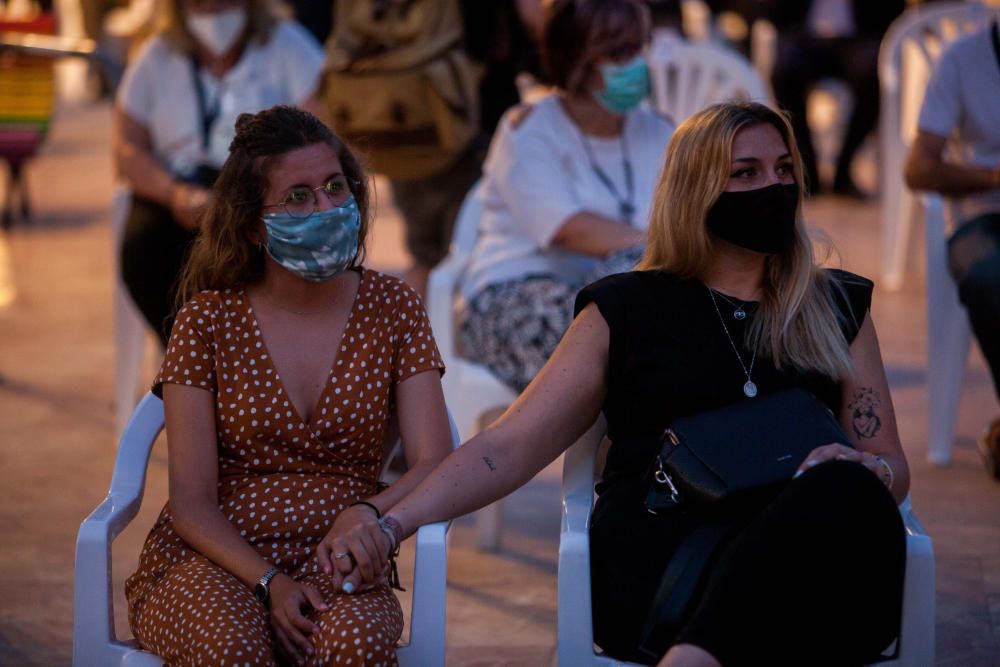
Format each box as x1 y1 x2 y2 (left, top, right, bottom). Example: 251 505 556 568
338 102 910 666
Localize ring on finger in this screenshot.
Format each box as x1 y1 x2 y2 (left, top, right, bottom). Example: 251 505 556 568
334 552 350 559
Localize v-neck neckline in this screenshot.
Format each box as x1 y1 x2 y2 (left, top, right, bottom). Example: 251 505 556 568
243 268 366 431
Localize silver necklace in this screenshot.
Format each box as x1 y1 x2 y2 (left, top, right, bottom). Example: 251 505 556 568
709 288 749 320
707 286 758 397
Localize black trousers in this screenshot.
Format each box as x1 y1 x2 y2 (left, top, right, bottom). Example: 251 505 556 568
770 34 881 193
591 460 905 666
119 196 196 347
948 212 1000 399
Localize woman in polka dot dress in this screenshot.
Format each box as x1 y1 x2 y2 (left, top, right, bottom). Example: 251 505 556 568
124 105 451 667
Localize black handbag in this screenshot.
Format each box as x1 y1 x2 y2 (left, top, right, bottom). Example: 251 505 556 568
637 388 853 660
644 387 851 513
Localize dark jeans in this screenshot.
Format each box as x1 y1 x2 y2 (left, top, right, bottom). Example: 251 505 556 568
591 461 905 665
771 34 880 192
948 212 1000 399
119 196 196 347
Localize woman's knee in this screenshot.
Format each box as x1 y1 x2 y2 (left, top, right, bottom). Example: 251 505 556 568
133 559 276 666
310 610 402 666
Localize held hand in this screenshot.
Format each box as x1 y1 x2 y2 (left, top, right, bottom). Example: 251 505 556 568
268 573 328 666
316 505 391 590
795 443 889 487
169 182 209 230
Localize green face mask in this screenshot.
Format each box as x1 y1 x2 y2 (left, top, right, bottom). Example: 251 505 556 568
594 54 650 114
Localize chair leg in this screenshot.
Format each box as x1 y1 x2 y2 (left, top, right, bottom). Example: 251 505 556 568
926 303 972 465
1 165 14 230
475 501 504 552
883 187 915 292
115 281 149 437
925 195 971 465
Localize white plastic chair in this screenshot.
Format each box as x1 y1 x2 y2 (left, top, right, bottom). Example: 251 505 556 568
557 419 936 666
647 34 770 124
426 180 518 551
923 193 974 464
878 1 997 291
73 392 458 667
111 185 156 438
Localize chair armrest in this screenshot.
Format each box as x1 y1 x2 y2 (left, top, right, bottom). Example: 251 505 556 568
73 393 164 665
396 521 451 667
427 255 465 370
556 418 608 666
897 495 935 666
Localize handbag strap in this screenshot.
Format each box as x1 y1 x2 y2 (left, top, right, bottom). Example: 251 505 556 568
636 521 732 661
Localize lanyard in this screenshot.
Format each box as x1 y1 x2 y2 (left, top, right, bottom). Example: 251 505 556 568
992 20 1000 77
189 56 221 152
578 125 636 225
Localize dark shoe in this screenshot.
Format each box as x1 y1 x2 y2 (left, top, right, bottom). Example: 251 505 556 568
978 418 1000 481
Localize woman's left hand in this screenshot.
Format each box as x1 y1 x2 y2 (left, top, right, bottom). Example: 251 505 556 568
795 442 888 487
316 505 391 590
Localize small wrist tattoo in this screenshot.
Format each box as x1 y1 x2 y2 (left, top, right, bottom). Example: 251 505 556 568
482 456 496 472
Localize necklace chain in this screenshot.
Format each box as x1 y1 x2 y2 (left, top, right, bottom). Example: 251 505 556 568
707 286 758 397
709 288 750 320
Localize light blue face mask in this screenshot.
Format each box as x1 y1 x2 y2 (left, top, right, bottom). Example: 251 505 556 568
594 54 650 114
261 196 361 282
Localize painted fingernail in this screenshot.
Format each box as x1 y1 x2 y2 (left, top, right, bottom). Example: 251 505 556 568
792 470 804 479
343 582 355 594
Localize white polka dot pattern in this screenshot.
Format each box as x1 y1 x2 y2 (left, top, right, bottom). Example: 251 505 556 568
126 269 443 666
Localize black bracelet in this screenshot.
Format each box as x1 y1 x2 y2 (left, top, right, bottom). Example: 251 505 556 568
349 500 382 519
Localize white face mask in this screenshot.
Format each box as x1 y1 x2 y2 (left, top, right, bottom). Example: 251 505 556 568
186 7 248 58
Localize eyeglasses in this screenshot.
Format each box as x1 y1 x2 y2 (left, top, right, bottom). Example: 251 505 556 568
262 176 355 220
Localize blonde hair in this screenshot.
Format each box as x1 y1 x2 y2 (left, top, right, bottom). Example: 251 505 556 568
638 102 854 379
159 0 276 54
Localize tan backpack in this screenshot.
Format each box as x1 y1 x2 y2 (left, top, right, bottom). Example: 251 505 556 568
319 0 481 181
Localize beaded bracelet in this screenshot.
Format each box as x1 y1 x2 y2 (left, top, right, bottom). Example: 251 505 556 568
873 455 895 490
349 500 382 519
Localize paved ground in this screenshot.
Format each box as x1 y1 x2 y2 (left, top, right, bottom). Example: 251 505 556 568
1 99 998 666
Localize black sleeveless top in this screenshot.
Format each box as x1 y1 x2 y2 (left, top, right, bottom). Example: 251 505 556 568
574 268 874 490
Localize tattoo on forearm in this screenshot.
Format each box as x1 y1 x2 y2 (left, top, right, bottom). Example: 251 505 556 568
849 388 883 439
482 456 496 472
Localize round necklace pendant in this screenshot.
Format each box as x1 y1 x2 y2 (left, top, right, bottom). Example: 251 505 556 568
733 308 747 320
743 380 758 398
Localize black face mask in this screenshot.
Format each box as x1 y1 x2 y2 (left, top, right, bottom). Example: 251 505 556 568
706 182 799 254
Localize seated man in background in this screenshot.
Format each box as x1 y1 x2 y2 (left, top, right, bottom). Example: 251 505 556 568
761 0 904 197
904 17 1000 480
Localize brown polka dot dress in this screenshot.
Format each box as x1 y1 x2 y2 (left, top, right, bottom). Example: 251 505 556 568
125 269 444 667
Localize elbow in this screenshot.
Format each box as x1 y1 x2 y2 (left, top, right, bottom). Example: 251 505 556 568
903 153 939 193
902 163 924 191
168 496 214 542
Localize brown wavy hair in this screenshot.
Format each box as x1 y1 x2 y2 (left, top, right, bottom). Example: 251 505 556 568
177 105 372 305
639 101 854 379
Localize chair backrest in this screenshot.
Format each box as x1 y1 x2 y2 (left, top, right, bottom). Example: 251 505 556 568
447 180 485 260
426 180 484 373
879 1 996 152
647 35 770 125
